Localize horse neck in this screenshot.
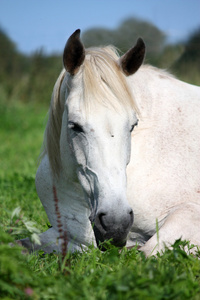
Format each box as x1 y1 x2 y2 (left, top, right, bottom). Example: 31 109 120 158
128 65 200 128
128 66 178 119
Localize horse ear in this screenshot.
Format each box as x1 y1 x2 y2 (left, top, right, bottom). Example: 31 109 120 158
63 29 85 75
119 38 145 76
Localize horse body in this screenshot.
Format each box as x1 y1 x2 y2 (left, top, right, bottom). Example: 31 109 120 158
33 30 200 256
126 66 200 254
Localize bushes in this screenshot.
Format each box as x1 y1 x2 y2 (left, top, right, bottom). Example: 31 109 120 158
0 27 62 104
0 23 199 106
172 27 200 85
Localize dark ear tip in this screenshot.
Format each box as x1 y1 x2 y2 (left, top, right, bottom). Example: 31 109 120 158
73 29 81 38
120 37 146 76
137 37 144 43
67 29 81 42
63 29 85 75
136 38 145 50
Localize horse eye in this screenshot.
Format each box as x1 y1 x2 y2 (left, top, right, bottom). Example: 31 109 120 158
68 122 84 133
130 120 138 132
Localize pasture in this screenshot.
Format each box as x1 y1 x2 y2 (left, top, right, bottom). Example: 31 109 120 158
1 96 200 299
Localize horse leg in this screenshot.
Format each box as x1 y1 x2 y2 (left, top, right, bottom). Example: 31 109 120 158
140 202 200 256
17 227 86 254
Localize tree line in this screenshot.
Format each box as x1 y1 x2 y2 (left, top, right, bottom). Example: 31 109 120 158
0 18 199 104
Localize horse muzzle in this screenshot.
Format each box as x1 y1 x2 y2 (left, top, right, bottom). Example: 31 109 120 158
91 207 134 249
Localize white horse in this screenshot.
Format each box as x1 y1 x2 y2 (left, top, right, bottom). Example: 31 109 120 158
23 29 200 256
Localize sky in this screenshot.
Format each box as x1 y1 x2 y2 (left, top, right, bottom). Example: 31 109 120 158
0 0 200 55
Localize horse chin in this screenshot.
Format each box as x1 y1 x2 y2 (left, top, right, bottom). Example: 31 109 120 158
93 225 127 251
98 240 127 251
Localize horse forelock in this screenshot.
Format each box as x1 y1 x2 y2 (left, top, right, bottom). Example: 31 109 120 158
80 46 138 114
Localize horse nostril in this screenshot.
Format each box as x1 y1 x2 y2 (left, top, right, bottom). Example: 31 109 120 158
129 209 134 224
98 212 107 231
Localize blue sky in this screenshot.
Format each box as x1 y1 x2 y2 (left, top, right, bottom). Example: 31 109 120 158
0 0 200 54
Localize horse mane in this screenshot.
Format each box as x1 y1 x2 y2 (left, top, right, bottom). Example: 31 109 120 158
43 46 139 176
142 64 175 80
42 68 67 176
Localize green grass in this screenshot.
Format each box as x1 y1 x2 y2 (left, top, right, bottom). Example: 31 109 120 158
0 99 47 175
0 99 49 232
1 99 200 299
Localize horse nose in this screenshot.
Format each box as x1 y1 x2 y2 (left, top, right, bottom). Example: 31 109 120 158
96 207 134 238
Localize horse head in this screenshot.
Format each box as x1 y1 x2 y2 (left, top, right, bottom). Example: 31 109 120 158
61 29 145 248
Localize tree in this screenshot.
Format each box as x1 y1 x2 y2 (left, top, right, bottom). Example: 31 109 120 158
82 17 166 62
175 27 200 68
172 27 200 84
0 27 30 96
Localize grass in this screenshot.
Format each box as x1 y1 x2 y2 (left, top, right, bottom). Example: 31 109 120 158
1 98 200 299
